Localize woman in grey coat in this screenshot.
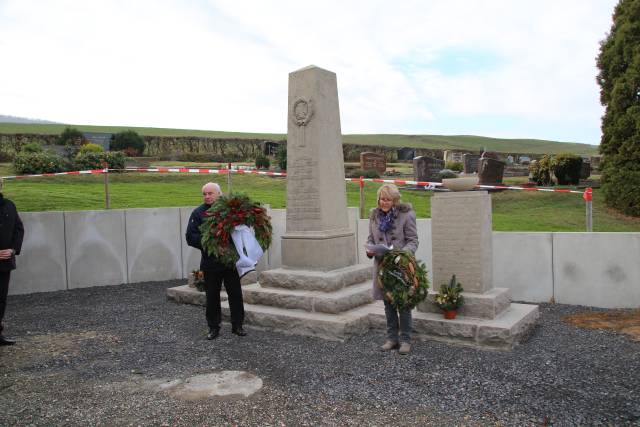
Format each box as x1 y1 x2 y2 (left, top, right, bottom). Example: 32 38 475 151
366 184 418 355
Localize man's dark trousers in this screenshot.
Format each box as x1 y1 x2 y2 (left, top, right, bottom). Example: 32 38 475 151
204 269 244 330
0 272 11 333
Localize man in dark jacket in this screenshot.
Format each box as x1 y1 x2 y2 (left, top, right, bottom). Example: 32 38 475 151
186 182 246 340
0 191 24 346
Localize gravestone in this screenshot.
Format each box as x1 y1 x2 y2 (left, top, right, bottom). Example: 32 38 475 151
397 147 415 161
414 156 445 182
590 155 602 171
463 154 480 174
417 190 539 348
360 152 386 174
580 161 591 180
478 156 506 185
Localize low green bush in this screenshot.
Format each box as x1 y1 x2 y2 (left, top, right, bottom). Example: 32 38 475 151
79 143 104 154
56 127 85 146
74 151 125 170
22 142 44 153
347 169 380 178
445 161 463 172
255 154 270 169
276 146 287 170
436 169 458 180
553 153 583 185
13 152 67 174
111 130 145 156
529 154 554 185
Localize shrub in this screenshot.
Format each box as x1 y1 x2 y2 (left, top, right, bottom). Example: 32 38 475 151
57 127 85 146
347 169 380 178
529 154 554 185
255 154 270 169
13 152 67 174
596 0 640 216
445 161 463 172
436 169 458 180
22 142 44 153
78 143 105 154
553 153 583 185
276 145 287 170
74 151 126 170
111 130 145 156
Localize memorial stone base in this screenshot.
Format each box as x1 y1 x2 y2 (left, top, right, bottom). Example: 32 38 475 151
167 271 538 349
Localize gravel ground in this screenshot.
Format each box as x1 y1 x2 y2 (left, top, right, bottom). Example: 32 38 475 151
1 280 639 426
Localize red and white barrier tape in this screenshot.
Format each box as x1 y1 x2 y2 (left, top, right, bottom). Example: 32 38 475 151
1 169 108 180
1 168 592 199
124 167 287 177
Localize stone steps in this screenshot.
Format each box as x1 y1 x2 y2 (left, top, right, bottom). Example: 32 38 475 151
221 300 371 341
242 281 373 314
364 301 539 350
258 264 372 292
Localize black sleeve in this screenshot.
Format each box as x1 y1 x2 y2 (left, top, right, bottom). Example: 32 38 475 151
185 210 202 250
13 211 24 255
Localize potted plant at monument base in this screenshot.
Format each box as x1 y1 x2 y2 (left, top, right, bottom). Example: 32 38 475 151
188 270 206 292
435 275 464 319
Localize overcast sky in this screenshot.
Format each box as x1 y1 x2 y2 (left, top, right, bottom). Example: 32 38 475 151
0 0 618 145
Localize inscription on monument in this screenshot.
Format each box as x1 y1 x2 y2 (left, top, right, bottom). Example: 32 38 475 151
287 156 321 230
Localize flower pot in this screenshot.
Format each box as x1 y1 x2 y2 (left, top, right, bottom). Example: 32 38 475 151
443 310 457 320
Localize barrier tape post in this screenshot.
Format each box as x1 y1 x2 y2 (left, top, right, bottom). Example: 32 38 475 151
227 162 232 194
102 162 110 210
359 176 365 219
583 187 593 232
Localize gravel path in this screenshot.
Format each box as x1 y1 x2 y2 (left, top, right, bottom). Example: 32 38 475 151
1 280 639 426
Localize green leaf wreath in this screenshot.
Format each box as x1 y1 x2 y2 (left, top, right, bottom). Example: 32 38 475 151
378 249 430 311
200 194 272 268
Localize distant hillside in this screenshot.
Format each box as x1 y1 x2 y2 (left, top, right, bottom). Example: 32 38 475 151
0 122 600 155
0 115 59 124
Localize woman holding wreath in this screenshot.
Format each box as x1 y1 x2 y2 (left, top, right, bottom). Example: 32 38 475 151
366 184 418 355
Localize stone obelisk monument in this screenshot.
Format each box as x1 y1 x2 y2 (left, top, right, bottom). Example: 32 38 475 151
281 65 356 271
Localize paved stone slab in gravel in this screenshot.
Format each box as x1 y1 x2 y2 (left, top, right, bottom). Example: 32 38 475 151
162 371 263 400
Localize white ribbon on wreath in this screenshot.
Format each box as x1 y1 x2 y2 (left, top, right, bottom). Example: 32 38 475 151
231 225 264 278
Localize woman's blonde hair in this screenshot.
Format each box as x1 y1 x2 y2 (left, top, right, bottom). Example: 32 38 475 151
377 183 401 206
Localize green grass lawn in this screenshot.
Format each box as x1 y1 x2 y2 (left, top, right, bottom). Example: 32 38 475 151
2 171 639 232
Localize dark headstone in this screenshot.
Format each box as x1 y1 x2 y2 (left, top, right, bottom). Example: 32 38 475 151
590 155 602 171
478 157 506 185
413 156 445 182
580 161 591 180
360 152 386 173
397 147 415 161
463 154 480 174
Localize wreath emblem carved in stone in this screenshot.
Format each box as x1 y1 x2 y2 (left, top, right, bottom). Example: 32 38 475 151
292 98 314 127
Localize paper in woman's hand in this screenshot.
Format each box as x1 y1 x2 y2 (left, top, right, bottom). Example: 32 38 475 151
365 243 393 257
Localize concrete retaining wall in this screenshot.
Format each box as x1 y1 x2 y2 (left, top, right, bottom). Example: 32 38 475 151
8 207 640 309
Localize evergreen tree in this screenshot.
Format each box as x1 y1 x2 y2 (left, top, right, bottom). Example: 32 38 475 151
597 0 640 216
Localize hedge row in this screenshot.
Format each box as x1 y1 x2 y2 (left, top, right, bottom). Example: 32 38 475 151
13 152 125 175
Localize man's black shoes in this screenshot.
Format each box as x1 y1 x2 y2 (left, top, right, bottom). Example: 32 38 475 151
206 328 219 340
0 335 15 346
232 326 247 337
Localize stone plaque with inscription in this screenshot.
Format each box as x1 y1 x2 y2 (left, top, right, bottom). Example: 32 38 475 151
413 156 445 182
463 154 480 174
359 152 386 173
